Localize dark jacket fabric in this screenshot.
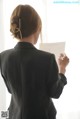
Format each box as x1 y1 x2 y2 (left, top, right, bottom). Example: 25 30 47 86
0 42 67 119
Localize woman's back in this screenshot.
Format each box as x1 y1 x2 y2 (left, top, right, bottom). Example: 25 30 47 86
0 42 59 119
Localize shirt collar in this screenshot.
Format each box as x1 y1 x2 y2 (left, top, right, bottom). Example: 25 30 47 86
14 42 36 49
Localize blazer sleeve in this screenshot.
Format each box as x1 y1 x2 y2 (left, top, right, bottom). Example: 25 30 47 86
0 53 11 94
46 54 67 99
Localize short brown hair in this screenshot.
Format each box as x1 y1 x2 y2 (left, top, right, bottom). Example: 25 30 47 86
10 4 42 39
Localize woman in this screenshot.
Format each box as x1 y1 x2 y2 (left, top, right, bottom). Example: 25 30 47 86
0 4 69 119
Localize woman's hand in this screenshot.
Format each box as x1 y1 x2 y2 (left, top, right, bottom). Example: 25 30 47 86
58 53 69 74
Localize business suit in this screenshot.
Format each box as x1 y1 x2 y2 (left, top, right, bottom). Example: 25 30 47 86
0 42 67 119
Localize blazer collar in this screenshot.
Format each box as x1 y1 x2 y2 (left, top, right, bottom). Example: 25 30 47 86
14 42 36 49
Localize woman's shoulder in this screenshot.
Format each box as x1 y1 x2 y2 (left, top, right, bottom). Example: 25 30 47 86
0 49 14 56
37 49 55 58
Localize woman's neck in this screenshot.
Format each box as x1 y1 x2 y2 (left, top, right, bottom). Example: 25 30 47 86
20 34 35 44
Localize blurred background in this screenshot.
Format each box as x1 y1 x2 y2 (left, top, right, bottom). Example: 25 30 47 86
0 0 80 119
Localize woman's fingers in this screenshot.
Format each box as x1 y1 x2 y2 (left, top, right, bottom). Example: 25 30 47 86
58 53 69 67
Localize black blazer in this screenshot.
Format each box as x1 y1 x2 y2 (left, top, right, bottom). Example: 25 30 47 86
0 42 67 119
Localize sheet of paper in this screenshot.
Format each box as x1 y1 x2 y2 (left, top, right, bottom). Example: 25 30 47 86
39 42 65 60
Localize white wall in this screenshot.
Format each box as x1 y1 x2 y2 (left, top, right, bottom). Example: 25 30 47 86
0 0 6 111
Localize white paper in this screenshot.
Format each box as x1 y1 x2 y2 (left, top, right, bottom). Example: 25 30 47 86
39 42 65 60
